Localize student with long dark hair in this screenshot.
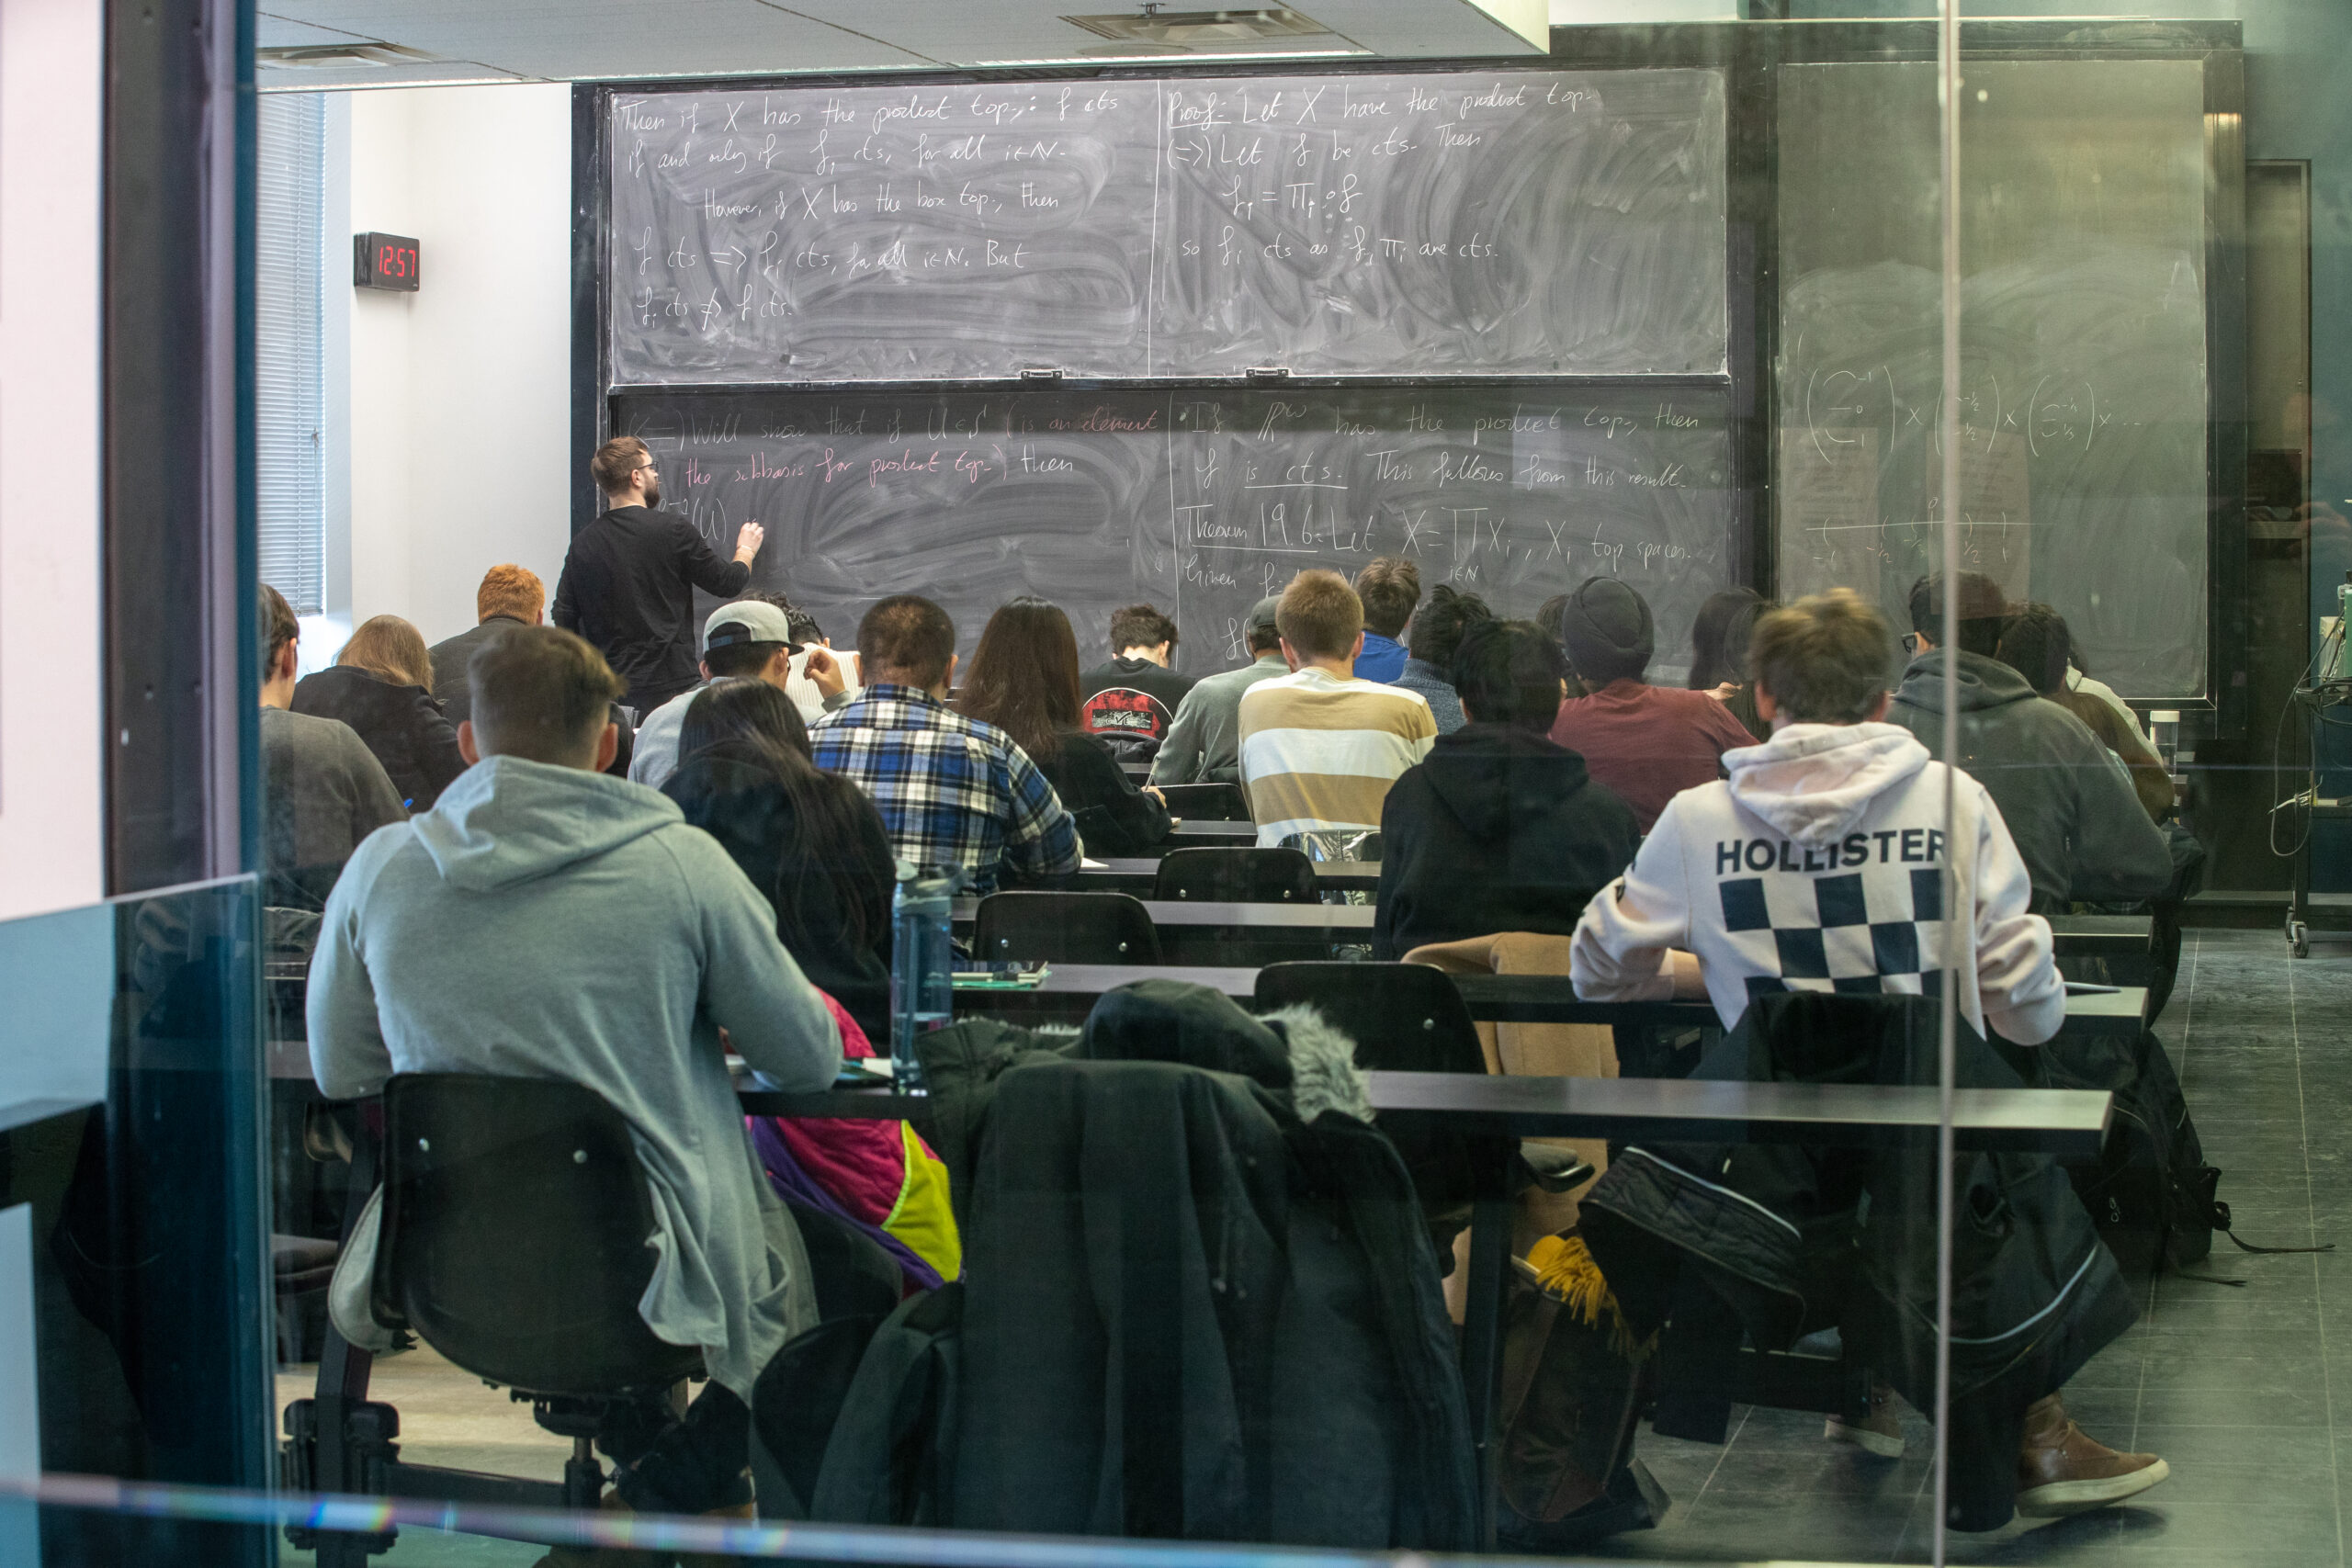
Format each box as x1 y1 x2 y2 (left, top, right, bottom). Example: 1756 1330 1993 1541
662 680 896 1039
1687 586 1770 740
957 596 1171 857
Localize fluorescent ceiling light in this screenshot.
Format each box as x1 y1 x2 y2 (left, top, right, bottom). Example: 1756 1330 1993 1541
257 40 437 68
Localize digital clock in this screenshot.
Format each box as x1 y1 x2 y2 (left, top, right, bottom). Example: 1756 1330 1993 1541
354 232 421 292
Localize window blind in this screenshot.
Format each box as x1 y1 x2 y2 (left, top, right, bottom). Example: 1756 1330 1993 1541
254 93 325 615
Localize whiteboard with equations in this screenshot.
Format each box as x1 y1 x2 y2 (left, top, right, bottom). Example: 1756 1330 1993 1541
605 68 1727 384
612 385 1736 677
1773 60 2211 700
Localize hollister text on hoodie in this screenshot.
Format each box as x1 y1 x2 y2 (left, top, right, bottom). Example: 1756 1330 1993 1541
1569 721 2064 1045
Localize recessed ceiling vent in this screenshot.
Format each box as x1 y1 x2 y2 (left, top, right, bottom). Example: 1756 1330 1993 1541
258 42 437 69
1061 6 1335 51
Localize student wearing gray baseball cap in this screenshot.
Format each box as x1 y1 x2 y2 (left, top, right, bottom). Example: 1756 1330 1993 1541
628 600 847 790
1148 595 1289 787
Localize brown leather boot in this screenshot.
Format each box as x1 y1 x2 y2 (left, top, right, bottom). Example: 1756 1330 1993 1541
2015 1393 2169 1517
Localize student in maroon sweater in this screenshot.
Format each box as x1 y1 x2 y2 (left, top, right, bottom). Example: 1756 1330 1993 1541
1547 577 1757 833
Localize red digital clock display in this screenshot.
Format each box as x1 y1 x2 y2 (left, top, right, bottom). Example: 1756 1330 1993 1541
354 231 421 292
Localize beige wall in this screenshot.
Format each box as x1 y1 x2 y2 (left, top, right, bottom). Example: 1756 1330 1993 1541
332 83 575 653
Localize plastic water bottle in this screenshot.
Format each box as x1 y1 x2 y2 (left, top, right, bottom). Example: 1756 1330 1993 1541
888 863 960 1092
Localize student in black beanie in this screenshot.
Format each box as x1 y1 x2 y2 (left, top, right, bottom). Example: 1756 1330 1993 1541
1546 577 1756 832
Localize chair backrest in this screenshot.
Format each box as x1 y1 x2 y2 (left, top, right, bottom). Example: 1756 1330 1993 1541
1252 962 1485 1075
1156 782 1251 821
1152 847 1317 903
970 890 1163 964
1254 963 1498 1215
378 1073 704 1396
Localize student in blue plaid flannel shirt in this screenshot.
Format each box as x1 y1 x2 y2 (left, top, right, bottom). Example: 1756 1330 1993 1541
810 594 1080 895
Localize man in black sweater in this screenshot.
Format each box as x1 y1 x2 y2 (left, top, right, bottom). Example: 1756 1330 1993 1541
553 436 767 714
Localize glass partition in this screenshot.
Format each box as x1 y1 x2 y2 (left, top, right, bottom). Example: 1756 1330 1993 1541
29 3 2345 1565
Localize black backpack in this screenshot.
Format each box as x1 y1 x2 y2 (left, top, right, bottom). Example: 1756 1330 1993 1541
2036 1027 2319 1281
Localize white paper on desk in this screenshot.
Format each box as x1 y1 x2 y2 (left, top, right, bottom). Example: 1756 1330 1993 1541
1081 857 1107 868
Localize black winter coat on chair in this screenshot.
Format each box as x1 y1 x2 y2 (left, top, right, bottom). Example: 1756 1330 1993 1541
803 981 1482 1551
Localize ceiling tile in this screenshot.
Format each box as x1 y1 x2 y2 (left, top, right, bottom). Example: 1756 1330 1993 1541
258 58 535 90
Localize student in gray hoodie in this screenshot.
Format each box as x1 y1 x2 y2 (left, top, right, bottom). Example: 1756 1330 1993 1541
308 626 842 1522
1886 573 2170 909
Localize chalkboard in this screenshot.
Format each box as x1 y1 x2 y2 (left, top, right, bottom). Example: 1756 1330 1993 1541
1773 60 2210 699
612 385 1736 681
605 68 1726 383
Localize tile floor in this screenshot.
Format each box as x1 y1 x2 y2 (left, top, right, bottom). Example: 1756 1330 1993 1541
276 928 2348 1566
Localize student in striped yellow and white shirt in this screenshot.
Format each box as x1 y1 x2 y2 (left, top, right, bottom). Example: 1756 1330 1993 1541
1238 569 1438 848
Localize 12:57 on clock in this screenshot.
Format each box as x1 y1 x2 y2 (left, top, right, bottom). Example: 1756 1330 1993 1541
354 232 420 292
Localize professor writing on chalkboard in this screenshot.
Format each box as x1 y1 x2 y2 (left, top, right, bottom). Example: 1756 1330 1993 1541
554 435 768 714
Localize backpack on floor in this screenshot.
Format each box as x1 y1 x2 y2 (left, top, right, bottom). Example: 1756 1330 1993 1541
2037 1027 2316 1280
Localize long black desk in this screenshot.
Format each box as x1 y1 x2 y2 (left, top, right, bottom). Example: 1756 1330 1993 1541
942 962 2146 1038
954 896 1375 931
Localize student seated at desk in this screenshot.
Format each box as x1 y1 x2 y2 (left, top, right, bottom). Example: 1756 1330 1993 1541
1389 583 1491 736
958 597 1171 858
308 625 842 1532
811 593 1080 895
1996 602 2173 823
1078 602 1194 763
1238 569 1436 849
258 584 406 918
1548 576 1756 834
662 679 896 1043
1374 619 1637 959
293 613 468 811
629 599 848 791
1886 572 2171 911
428 564 639 782
1148 594 1288 788
1570 590 2166 1516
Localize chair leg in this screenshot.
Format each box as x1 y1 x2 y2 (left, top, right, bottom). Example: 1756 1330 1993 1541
564 1436 607 1510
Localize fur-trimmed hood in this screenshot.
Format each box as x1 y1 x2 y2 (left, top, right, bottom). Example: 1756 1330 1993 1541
1076 978 1372 1124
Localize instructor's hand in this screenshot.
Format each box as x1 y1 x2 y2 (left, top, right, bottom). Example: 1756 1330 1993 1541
734 522 766 563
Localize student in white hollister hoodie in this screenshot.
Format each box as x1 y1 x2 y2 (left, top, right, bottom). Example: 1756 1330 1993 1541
1573 588 2064 1045
1573 590 2169 1518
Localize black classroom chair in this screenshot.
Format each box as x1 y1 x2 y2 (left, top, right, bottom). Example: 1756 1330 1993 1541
1152 846 1317 903
970 890 1163 964
1155 782 1251 821
374 1073 707 1506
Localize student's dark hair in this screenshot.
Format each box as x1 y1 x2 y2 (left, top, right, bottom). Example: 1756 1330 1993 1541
1996 602 2072 696
957 596 1082 762
259 581 299 682
704 638 787 679
1353 556 1422 638
1108 604 1178 655
1407 583 1492 666
1751 590 1895 724
1689 587 1767 690
1906 571 2007 660
590 435 650 496
673 680 879 954
469 626 625 763
1450 619 1567 732
856 595 956 687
